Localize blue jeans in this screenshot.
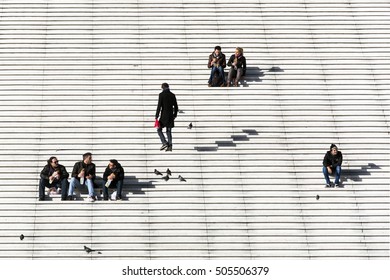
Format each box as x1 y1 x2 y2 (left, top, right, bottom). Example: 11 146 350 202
39 178 69 200
103 180 123 199
323 166 341 185
208 66 225 84
157 127 172 146
68 177 95 197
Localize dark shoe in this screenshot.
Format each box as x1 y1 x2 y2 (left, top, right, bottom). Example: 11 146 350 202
325 184 331 188
166 145 172 152
67 195 73 201
116 196 122 201
38 197 45 201
335 183 340 188
61 196 67 201
103 196 108 201
160 143 168 151
208 83 212 87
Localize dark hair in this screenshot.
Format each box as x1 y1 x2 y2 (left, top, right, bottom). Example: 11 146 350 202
47 156 57 165
214 46 221 51
330 144 338 151
161 83 169 90
83 152 92 160
109 159 118 166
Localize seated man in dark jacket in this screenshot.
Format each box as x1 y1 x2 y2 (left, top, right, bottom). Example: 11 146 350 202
68 152 96 201
323 144 343 187
208 45 226 87
103 159 125 201
39 156 69 201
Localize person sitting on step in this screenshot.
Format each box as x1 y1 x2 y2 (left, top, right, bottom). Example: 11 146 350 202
208 45 226 87
39 156 69 201
68 152 97 201
322 144 343 188
103 159 125 201
227 47 246 87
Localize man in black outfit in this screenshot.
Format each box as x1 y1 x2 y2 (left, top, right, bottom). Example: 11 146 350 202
39 156 69 201
103 159 125 201
322 144 343 188
155 83 179 152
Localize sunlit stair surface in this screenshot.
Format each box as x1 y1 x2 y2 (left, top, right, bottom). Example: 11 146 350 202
0 0 389 259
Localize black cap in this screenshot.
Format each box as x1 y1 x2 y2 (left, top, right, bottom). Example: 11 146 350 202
330 144 338 150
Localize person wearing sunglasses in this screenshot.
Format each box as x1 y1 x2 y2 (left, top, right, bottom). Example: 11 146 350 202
39 156 69 201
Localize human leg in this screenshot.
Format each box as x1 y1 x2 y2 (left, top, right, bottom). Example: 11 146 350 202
60 178 69 200
68 177 80 197
39 178 48 200
322 166 331 186
86 179 95 197
235 68 243 86
116 180 124 199
334 165 341 185
103 180 109 200
227 68 235 86
208 66 217 84
217 66 225 83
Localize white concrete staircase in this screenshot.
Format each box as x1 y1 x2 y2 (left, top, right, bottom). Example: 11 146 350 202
0 0 389 259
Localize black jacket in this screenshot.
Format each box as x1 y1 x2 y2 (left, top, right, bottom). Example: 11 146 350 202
323 151 343 169
103 163 125 183
40 164 69 181
71 161 96 181
155 89 179 128
227 54 246 76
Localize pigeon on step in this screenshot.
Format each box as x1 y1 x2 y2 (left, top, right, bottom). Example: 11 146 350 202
187 122 193 129
162 175 169 181
166 168 172 176
20 234 24 241
154 169 163 176
178 175 186 182
84 246 95 253
316 195 320 200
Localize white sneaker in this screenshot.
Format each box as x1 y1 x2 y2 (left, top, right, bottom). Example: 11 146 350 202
88 196 95 202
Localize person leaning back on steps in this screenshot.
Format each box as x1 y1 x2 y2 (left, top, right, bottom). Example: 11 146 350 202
322 144 343 188
155 83 179 152
68 152 97 202
103 159 125 201
39 156 69 201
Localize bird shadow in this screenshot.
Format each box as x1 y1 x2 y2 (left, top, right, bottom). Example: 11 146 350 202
341 163 381 182
268 66 285 73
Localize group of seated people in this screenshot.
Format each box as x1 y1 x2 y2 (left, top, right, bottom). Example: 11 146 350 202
39 152 124 202
208 46 247 87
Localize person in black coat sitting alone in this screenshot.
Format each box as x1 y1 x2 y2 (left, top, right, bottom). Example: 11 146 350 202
323 144 343 188
155 83 179 152
103 159 125 201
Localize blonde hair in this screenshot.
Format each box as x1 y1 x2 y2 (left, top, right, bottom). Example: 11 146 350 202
236 47 244 55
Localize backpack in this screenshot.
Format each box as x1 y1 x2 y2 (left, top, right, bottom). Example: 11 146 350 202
211 68 224 87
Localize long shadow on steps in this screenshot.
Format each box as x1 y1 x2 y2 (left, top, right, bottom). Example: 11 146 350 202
194 128 259 152
341 163 381 183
